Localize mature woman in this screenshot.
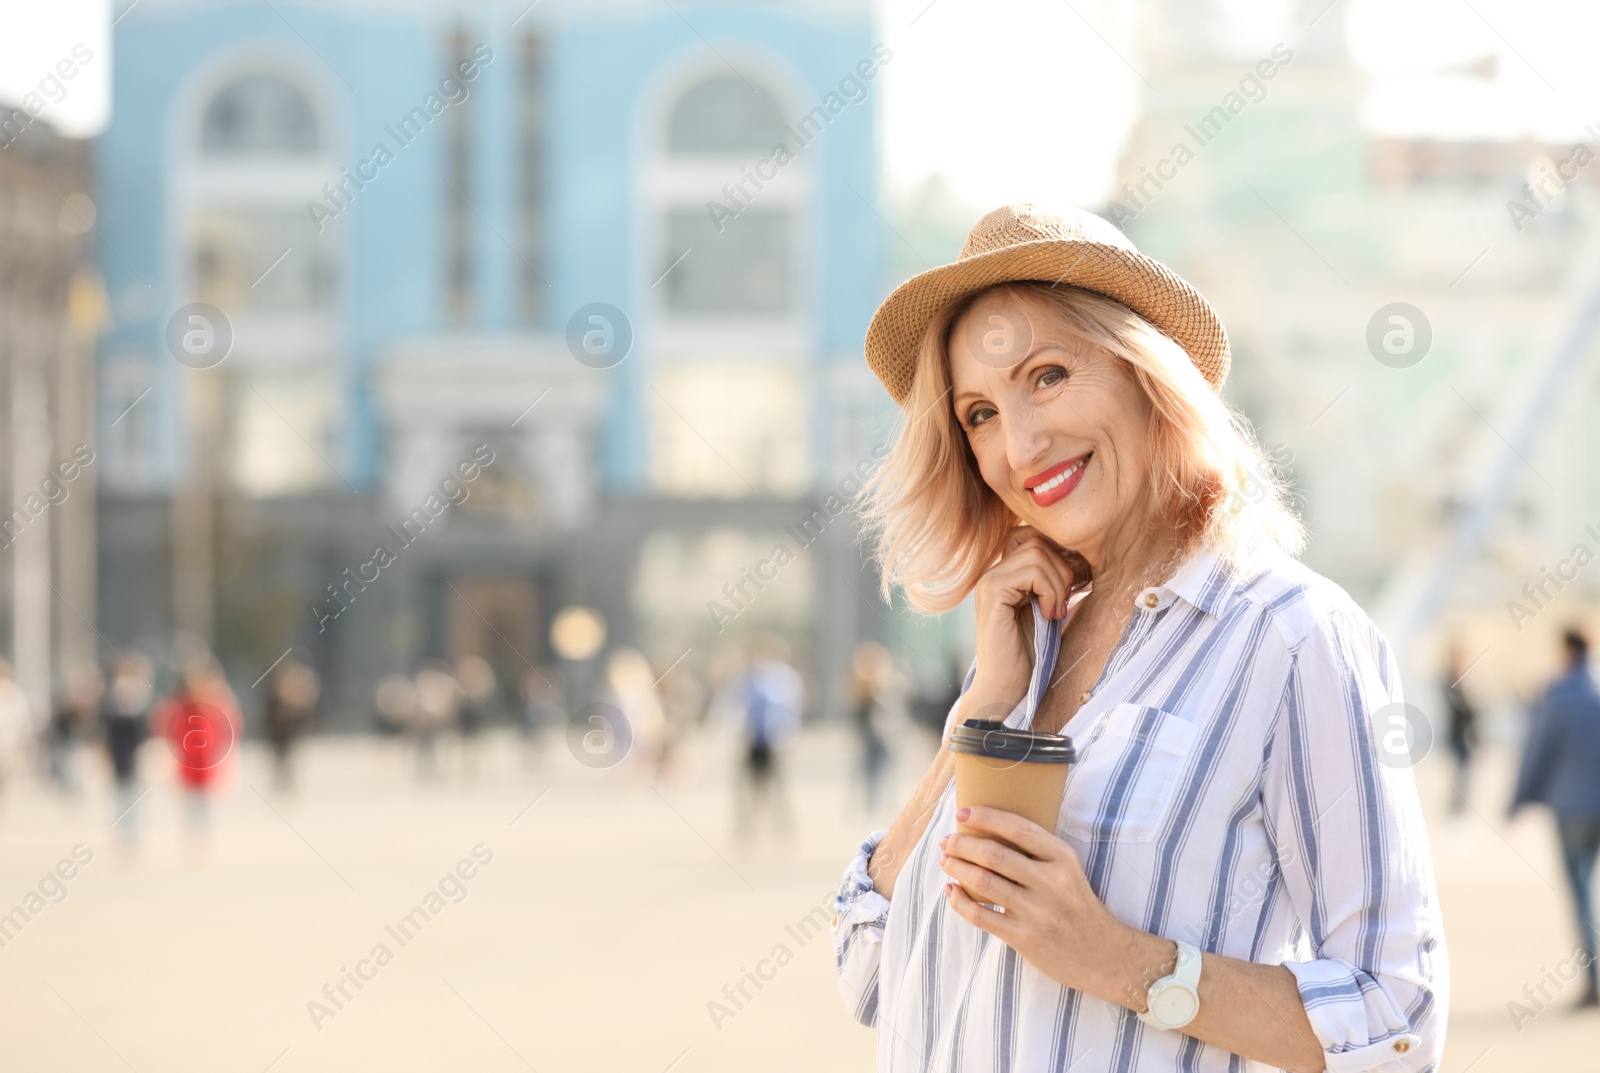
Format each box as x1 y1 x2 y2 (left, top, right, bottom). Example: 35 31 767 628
830 204 1447 1073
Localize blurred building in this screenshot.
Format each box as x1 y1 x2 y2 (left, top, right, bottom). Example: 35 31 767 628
95 0 893 721
1116 0 1600 700
0 119 102 715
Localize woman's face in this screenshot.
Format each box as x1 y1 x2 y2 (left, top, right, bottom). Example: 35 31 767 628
948 289 1157 564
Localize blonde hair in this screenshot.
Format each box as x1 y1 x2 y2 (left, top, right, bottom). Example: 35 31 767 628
859 281 1305 613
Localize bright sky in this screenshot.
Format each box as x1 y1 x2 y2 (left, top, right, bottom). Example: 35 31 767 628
4 0 1598 202
879 0 1600 206
0 0 111 138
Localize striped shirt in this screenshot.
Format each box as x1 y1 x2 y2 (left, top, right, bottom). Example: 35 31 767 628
830 537 1448 1072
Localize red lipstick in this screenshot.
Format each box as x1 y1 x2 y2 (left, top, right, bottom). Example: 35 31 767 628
1024 452 1091 508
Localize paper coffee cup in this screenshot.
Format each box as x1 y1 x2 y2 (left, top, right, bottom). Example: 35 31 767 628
948 719 1075 902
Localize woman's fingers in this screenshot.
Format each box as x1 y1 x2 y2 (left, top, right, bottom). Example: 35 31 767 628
943 880 1016 937
953 806 1072 870
939 850 1024 908
1003 529 1078 598
941 830 1044 888
990 544 1073 618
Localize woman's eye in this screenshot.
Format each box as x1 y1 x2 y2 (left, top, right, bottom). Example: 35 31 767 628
966 406 997 428
1036 366 1066 389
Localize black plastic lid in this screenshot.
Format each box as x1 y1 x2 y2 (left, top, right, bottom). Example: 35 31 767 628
948 718 1075 764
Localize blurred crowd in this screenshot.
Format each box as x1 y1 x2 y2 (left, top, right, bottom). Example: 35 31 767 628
0 634 967 848
0 642 307 839
1 619 1596 1003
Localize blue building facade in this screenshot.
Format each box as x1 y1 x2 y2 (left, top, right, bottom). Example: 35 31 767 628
96 0 894 719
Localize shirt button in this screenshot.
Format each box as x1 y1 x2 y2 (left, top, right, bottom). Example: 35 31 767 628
1080 690 1092 703
1393 1041 1410 1054
1141 592 1160 609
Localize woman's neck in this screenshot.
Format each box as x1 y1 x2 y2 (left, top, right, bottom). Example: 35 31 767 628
1073 510 1192 611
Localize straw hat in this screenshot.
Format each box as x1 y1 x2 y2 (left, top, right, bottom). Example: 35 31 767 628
864 203 1230 406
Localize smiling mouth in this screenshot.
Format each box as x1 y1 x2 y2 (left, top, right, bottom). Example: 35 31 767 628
1025 453 1091 493
1024 452 1091 508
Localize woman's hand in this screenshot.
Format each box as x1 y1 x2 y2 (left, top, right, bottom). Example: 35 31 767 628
938 806 1328 1073
937 804 1152 1002
870 528 1077 904
964 527 1079 723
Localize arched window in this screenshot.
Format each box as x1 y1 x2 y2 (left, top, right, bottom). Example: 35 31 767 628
665 74 786 153
643 62 810 498
186 68 333 314
200 74 320 155
654 71 796 317
181 64 341 497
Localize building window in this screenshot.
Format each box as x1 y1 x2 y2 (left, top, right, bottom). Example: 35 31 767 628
649 359 808 497
517 33 548 322
661 207 792 315
444 30 475 324
200 74 320 155
184 63 343 499
192 207 335 313
228 367 340 497
101 356 158 490
634 528 815 642
654 72 799 320
666 74 786 153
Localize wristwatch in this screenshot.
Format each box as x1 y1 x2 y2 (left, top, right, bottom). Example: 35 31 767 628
1137 939 1202 1030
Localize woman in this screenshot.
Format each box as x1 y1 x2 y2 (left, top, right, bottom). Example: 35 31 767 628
830 204 1446 1072
155 653 241 833
102 652 154 837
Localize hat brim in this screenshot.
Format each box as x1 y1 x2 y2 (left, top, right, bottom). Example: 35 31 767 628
864 239 1230 406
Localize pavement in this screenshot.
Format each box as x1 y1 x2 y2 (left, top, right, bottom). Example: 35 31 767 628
0 724 1592 1072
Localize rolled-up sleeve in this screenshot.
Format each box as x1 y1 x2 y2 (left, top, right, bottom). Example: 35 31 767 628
1262 606 1449 1072
830 828 891 1027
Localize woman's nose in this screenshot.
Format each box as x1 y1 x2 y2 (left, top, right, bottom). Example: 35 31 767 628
1004 405 1052 473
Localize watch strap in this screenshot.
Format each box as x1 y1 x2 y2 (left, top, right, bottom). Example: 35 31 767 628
1136 939 1202 1030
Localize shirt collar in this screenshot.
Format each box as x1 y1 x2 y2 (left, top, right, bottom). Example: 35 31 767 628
1076 536 1239 619
1148 536 1236 618
1010 538 1237 728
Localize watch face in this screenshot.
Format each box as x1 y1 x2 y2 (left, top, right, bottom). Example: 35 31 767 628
1152 986 1198 1026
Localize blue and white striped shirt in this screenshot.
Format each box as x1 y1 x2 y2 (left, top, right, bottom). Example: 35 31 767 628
831 538 1448 1072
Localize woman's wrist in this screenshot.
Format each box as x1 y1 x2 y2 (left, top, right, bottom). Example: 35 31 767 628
1085 923 1179 1013
958 678 1027 724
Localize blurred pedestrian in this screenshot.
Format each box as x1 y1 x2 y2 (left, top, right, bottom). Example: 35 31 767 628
519 666 562 768
264 658 320 790
373 672 420 775
1443 640 1480 816
1510 627 1600 1009
729 634 802 844
849 641 901 814
455 654 496 780
655 661 704 783
412 661 460 780
374 673 418 735
49 663 104 795
0 657 33 797
102 653 154 838
599 647 664 775
154 654 241 835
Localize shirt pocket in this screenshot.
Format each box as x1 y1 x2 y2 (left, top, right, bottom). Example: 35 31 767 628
1059 702 1199 843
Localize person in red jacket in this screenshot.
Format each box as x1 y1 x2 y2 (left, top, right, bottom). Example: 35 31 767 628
154 653 240 835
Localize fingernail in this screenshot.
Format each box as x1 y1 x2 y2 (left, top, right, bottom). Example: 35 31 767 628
938 834 948 848
955 807 970 822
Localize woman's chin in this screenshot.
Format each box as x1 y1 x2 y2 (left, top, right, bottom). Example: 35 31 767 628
1021 515 1098 560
